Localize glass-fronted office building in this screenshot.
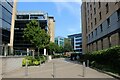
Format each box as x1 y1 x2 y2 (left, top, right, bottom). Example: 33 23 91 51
68 33 82 53
55 36 64 47
14 11 48 51
0 0 14 55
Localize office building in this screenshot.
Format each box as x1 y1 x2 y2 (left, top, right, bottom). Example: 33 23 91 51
68 33 82 53
82 2 120 53
0 0 17 55
14 11 55 51
55 36 64 47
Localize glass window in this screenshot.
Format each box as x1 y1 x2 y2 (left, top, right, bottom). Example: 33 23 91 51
90 4 92 10
99 12 102 20
117 9 120 20
94 8 96 14
2 7 12 24
91 22 93 29
2 2 12 14
100 24 103 32
91 32 93 38
17 15 29 19
98 1 101 8
107 18 110 27
91 13 92 19
106 3 109 14
95 28 97 36
95 18 97 25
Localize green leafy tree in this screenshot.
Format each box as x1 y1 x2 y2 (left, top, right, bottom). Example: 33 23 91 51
63 41 73 52
56 46 64 53
48 42 58 55
23 20 50 55
48 42 64 55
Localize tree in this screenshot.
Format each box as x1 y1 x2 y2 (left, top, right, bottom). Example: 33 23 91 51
23 20 50 55
48 42 64 55
48 42 58 55
56 46 64 53
63 39 73 52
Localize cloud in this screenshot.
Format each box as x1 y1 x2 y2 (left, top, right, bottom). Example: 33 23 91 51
54 2 81 16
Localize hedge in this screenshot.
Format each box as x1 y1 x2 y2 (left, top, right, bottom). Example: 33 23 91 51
80 46 120 75
22 55 47 66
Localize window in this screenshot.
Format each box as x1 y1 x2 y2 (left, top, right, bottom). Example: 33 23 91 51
94 8 96 14
117 9 120 20
90 5 92 10
95 18 97 25
99 12 102 20
94 1 95 5
98 1 101 8
91 22 93 29
107 18 110 27
91 13 92 19
95 28 97 36
87 2 89 8
91 32 93 38
88 18 89 24
89 34 90 40
106 3 109 14
100 24 103 32
88 10 89 15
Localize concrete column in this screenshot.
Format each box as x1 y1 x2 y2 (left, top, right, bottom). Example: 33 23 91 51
9 0 17 55
32 50 35 58
4 45 8 56
10 46 13 55
44 48 46 55
27 48 29 56
0 45 3 55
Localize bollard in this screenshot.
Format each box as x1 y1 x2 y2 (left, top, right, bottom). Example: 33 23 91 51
87 60 89 67
52 62 56 78
25 59 28 76
82 61 86 77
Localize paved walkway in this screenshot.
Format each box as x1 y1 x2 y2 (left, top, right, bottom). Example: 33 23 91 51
3 58 114 78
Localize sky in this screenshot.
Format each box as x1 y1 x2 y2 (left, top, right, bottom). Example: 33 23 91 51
17 1 82 38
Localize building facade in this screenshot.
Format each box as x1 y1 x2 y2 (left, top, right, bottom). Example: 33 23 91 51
82 2 120 53
68 33 82 53
55 36 64 47
48 16 55 42
0 0 17 55
14 11 55 51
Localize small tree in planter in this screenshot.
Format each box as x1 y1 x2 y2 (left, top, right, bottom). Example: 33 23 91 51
23 20 50 56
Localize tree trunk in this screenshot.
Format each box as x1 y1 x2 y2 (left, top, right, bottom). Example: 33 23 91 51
38 48 40 56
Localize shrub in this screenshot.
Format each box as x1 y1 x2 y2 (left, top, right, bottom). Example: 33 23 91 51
80 46 120 75
33 60 40 66
22 55 47 66
22 58 33 66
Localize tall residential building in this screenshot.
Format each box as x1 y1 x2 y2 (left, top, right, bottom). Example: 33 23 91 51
0 0 17 55
48 16 55 42
68 33 82 53
55 36 64 47
82 2 120 53
14 11 55 51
